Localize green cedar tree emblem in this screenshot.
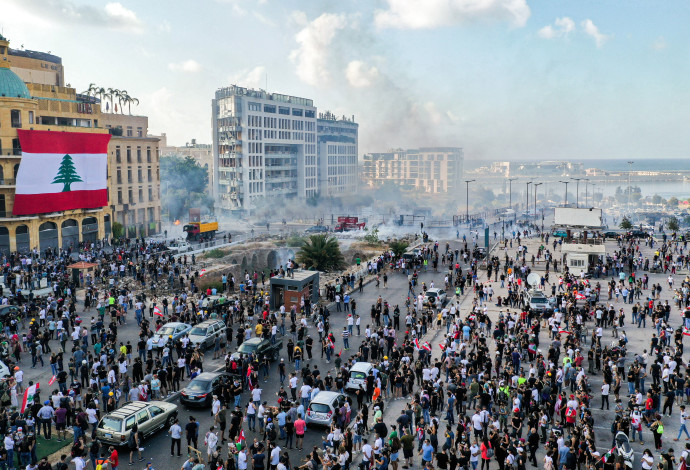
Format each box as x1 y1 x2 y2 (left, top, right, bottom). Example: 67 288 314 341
52 153 83 192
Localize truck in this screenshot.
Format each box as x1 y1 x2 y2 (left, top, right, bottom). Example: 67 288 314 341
334 216 365 232
183 221 218 241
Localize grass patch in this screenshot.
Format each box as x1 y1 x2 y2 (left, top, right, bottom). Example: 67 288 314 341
204 248 229 259
35 434 71 461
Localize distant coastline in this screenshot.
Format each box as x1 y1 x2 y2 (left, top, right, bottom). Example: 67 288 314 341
465 158 689 172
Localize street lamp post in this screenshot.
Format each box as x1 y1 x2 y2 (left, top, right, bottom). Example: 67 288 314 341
508 177 518 213
559 180 570 205
571 178 582 207
465 179 475 223
534 183 543 217
526 181 532 216
584 178 590 207
627 161 634 214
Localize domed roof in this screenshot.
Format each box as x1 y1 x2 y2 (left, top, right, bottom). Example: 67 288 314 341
0 67 31 99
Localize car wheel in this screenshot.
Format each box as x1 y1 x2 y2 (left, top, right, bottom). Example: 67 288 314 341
165 415 175 428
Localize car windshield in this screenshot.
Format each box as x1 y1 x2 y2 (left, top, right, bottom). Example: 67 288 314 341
238 342 258 354
531 298 547 304
98 417 122 432
158 326 176 336
190 328 207 336
186 380 210 392
350 371 366 380
309 403 331 413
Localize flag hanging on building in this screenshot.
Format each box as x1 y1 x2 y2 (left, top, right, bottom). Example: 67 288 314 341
12 129 110 215
21 382 39 413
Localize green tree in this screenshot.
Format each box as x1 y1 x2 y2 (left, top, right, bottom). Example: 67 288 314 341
667 197 679 207
296 235 345 272
389 240 409 258
619 216 632 230
112 221 124 239
52 154 83 191
667 217 679 232
160 155 212 220
363 227 380 244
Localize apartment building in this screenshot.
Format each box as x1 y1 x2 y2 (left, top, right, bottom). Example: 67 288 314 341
101 113 161 238
212 85 318 212
361 147 464 194
317 111 358 196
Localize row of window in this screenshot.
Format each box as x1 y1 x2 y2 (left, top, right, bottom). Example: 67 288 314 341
115 167 156 185
246 102 312 118
116 186 157 205
327 155 357 165
114 146 155 164
327 145 356 155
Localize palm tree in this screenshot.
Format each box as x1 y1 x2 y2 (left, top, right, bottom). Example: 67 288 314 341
118 90 128 114
296 235 345 272
128 96 139 115
389 240 409 258
82 82 97 98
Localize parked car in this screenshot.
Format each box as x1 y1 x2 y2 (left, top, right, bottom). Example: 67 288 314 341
0 305 20 321
305 225 329 233
188 320 228 350
231 337 283 362
151 322 192 348
423 288 447 307
306 391 348 426
95 401 178 446
180 372 232 407
167 241 192 254
525 289 551 313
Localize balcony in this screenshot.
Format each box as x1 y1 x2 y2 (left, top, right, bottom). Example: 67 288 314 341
0 179 16 187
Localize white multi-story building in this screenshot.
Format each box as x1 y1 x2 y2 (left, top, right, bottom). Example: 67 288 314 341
212 86 318 212
317 111 358 196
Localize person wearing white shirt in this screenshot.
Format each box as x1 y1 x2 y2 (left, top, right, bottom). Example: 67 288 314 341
237 448 248 470
270 445 281 466
204 427 218 457
169 418 182 457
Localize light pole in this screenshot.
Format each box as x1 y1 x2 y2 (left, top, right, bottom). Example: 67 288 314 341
508 177 518 213
584 178 590 207
571 178 582 207
627 161 634 214
465 179 475 223
559 180 570 205
526 181 532 216
534 183 543 216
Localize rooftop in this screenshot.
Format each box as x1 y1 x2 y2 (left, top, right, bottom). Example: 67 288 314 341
9 48 62 65
216 85 313 107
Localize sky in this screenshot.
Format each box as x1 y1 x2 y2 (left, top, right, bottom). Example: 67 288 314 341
4 0 690 161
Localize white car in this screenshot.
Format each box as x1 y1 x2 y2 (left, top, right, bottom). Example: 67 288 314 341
424 288 447 307
168 241 191 254
345 362 374 392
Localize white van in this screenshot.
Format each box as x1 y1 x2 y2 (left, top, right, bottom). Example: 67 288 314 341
345 362 374 392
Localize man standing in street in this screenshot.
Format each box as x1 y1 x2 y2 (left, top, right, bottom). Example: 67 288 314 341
169 418 182 457
37 400 55 440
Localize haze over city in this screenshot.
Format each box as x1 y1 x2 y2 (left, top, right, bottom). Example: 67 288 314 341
5 0 690 160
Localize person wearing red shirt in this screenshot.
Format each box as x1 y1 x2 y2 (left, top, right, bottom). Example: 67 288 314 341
107 446 119 470
294 415 306 451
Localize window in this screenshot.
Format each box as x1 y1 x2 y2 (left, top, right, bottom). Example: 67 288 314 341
137 168 143 182
248 102 261 111
126 127 133 137
137 127 143 138
128 189 133 203
263 104 276 113
305 110 315 118
117 190 122 204
127 170 132 183
10 110 21 128
124 417 136 431
139 188 144 201
292 108 303 117
116 169 122 184
116 147 121 163
137 148 142 163
148 406 164 418
28 111 34 124
279 106 290 115
570 259 585 267
146 148 151 163
148 187 153 201
136 410 149 424
147 168 152 182
127 148 132 163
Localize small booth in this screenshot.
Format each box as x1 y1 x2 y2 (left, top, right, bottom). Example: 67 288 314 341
66 262 98 286
561 243 606 276
269 270 319 313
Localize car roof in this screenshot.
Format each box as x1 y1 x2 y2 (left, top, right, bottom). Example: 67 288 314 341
310 391 344 404
350 362 373 372
197 319 224 327
162 322 189 328
244 337 262 345
426 288 442 293
191 372 227 381
104 401 153 418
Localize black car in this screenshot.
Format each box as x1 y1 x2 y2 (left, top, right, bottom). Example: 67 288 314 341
231 337 283 362
180 372 232 407
0 306 20 320
305 225 329 233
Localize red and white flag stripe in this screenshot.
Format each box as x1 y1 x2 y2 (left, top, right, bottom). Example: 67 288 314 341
153 306 163 317
13 130 110 215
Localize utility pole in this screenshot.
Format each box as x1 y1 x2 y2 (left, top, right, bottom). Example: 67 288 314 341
571 178 582 207
534 183 543 218
465 179 475 223
508 177 518 213
526 181 532 216
584 178 590 207
559 180 570 205
627 161 634 215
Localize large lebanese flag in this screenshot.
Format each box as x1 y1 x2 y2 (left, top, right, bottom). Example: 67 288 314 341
13 129 111 215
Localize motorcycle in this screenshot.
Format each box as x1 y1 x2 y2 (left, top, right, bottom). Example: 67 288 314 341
614 431 634 468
